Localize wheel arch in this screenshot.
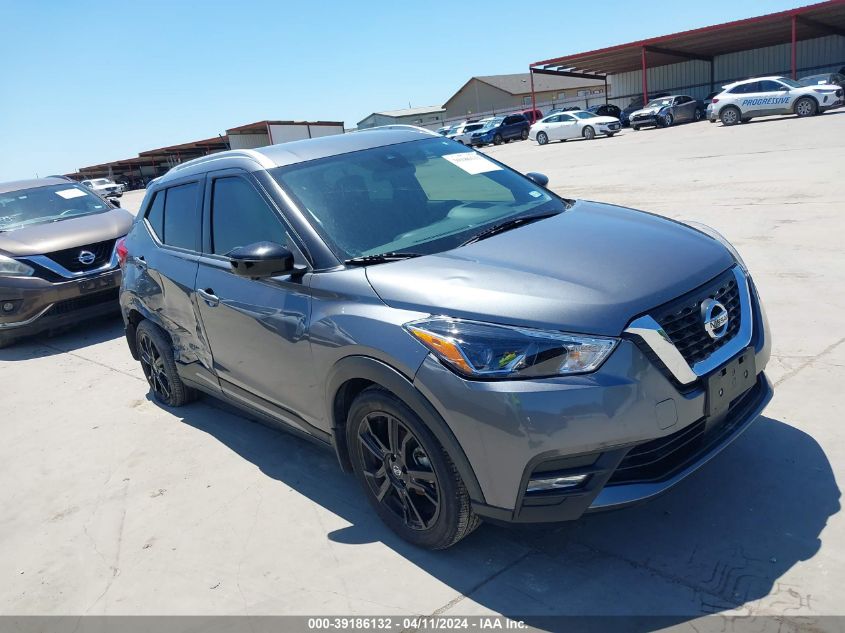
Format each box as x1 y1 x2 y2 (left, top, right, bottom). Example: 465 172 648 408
326 355 485 504
794 94 819 113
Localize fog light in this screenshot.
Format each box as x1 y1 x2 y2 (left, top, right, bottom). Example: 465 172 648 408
526 474 589 494
2 302 15 312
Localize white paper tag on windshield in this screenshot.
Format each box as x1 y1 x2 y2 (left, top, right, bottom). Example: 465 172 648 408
55 188 87 199
443 152 502 175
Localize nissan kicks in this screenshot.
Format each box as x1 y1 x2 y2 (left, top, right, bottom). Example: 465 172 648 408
0 177 132 348
119 129 772 549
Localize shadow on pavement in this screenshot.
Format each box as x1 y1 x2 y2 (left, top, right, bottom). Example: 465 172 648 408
173 397 837 630
0 313 123 361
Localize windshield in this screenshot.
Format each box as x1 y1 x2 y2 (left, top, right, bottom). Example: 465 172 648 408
481 118 502 129
572 111 596 119
778 77 802 88
91 179 111 186
271 137 566 260
646 98 673 108
464 124 483 132
0 184 110 231
798 74 829 85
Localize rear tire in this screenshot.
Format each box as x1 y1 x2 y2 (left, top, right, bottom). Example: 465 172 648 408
135 320 197 407
536 131 548 145
694 108 702 121
795 96 817 118
583 126 596 140
720 106 741 126
347 387 480 550
520 128 529 140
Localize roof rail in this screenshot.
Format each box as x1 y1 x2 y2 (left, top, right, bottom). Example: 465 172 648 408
167 148 276 174
354 125 440 136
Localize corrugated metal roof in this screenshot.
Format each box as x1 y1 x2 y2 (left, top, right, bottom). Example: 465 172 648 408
532 0 845 75
475 73 604 94
372 106 446 117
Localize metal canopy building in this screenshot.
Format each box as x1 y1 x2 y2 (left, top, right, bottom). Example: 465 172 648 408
529 0 845 110
69 120 343 184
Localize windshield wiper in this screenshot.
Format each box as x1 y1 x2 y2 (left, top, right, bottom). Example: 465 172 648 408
460 211 561 246
344 252 423 266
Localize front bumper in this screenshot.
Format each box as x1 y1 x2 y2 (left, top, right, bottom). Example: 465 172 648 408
412 268 772 523
0 269 121 341
630 115 661 128
598 123 621 134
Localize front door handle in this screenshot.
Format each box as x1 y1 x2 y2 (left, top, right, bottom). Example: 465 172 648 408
197 288 219 307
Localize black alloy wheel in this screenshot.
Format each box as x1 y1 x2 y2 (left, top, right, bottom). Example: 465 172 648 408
135 320 196 407
347 387 480 549
356 411 441 531
138 330 171 402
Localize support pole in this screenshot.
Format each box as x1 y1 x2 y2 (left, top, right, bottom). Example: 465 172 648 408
604 75 608 104
641 47 648 105
530 68 537 117
791 14 798 79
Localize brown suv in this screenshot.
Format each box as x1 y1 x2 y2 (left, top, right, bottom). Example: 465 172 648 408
0 177 133 348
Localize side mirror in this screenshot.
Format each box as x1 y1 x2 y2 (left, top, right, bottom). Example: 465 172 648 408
525 172 549 187
228 241 294 279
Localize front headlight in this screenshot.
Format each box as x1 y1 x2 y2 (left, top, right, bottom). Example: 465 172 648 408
0 254 34 277
405 317 618 379
684 221 748 272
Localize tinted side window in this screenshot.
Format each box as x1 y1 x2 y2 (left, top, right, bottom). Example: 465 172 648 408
146 191 164 239
759 80 785 91
162 182 201 251
211 177 287 255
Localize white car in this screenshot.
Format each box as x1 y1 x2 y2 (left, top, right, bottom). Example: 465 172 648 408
529 110 621 145
707 75 843 125
81 178 124 198
449 121 485 145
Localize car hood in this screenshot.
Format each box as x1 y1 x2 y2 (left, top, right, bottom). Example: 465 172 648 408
0 208 134 256
589 116 620 124
364 200 734 336
631 107 663 117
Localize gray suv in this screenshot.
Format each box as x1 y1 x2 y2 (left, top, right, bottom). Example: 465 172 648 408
118 129 772 549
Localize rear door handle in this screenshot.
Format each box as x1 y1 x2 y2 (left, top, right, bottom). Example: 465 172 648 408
197 288 219 307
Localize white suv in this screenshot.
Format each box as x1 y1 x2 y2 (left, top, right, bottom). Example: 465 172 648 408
707 76 843 126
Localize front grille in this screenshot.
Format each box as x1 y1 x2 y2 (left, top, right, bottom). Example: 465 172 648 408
45 288 119 317
609 123 620 130
46 239 116 273
653 269 742 366
608 377 764 485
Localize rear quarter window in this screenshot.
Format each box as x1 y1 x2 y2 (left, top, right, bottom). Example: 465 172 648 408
145 182 201 251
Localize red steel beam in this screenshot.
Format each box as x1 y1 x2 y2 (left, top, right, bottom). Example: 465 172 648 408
641 47 649 105
791 14 798 79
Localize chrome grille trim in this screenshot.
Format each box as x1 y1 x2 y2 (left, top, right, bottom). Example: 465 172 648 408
624 267 753 385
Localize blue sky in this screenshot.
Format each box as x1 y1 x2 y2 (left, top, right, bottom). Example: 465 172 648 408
1 0 806 179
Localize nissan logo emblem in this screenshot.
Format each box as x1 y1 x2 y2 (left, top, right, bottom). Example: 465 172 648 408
701 298 729 340
77 250 96 265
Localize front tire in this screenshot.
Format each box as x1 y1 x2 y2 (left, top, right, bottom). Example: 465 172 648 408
606 131 617 137
661 113 674 127
583 126 596 140
347 387 480 550
720 106 741 126
493 134 503 145
136 320 197 407
632 125 640 131
536 131 548 145
0 332 16 349
795 96 817 118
